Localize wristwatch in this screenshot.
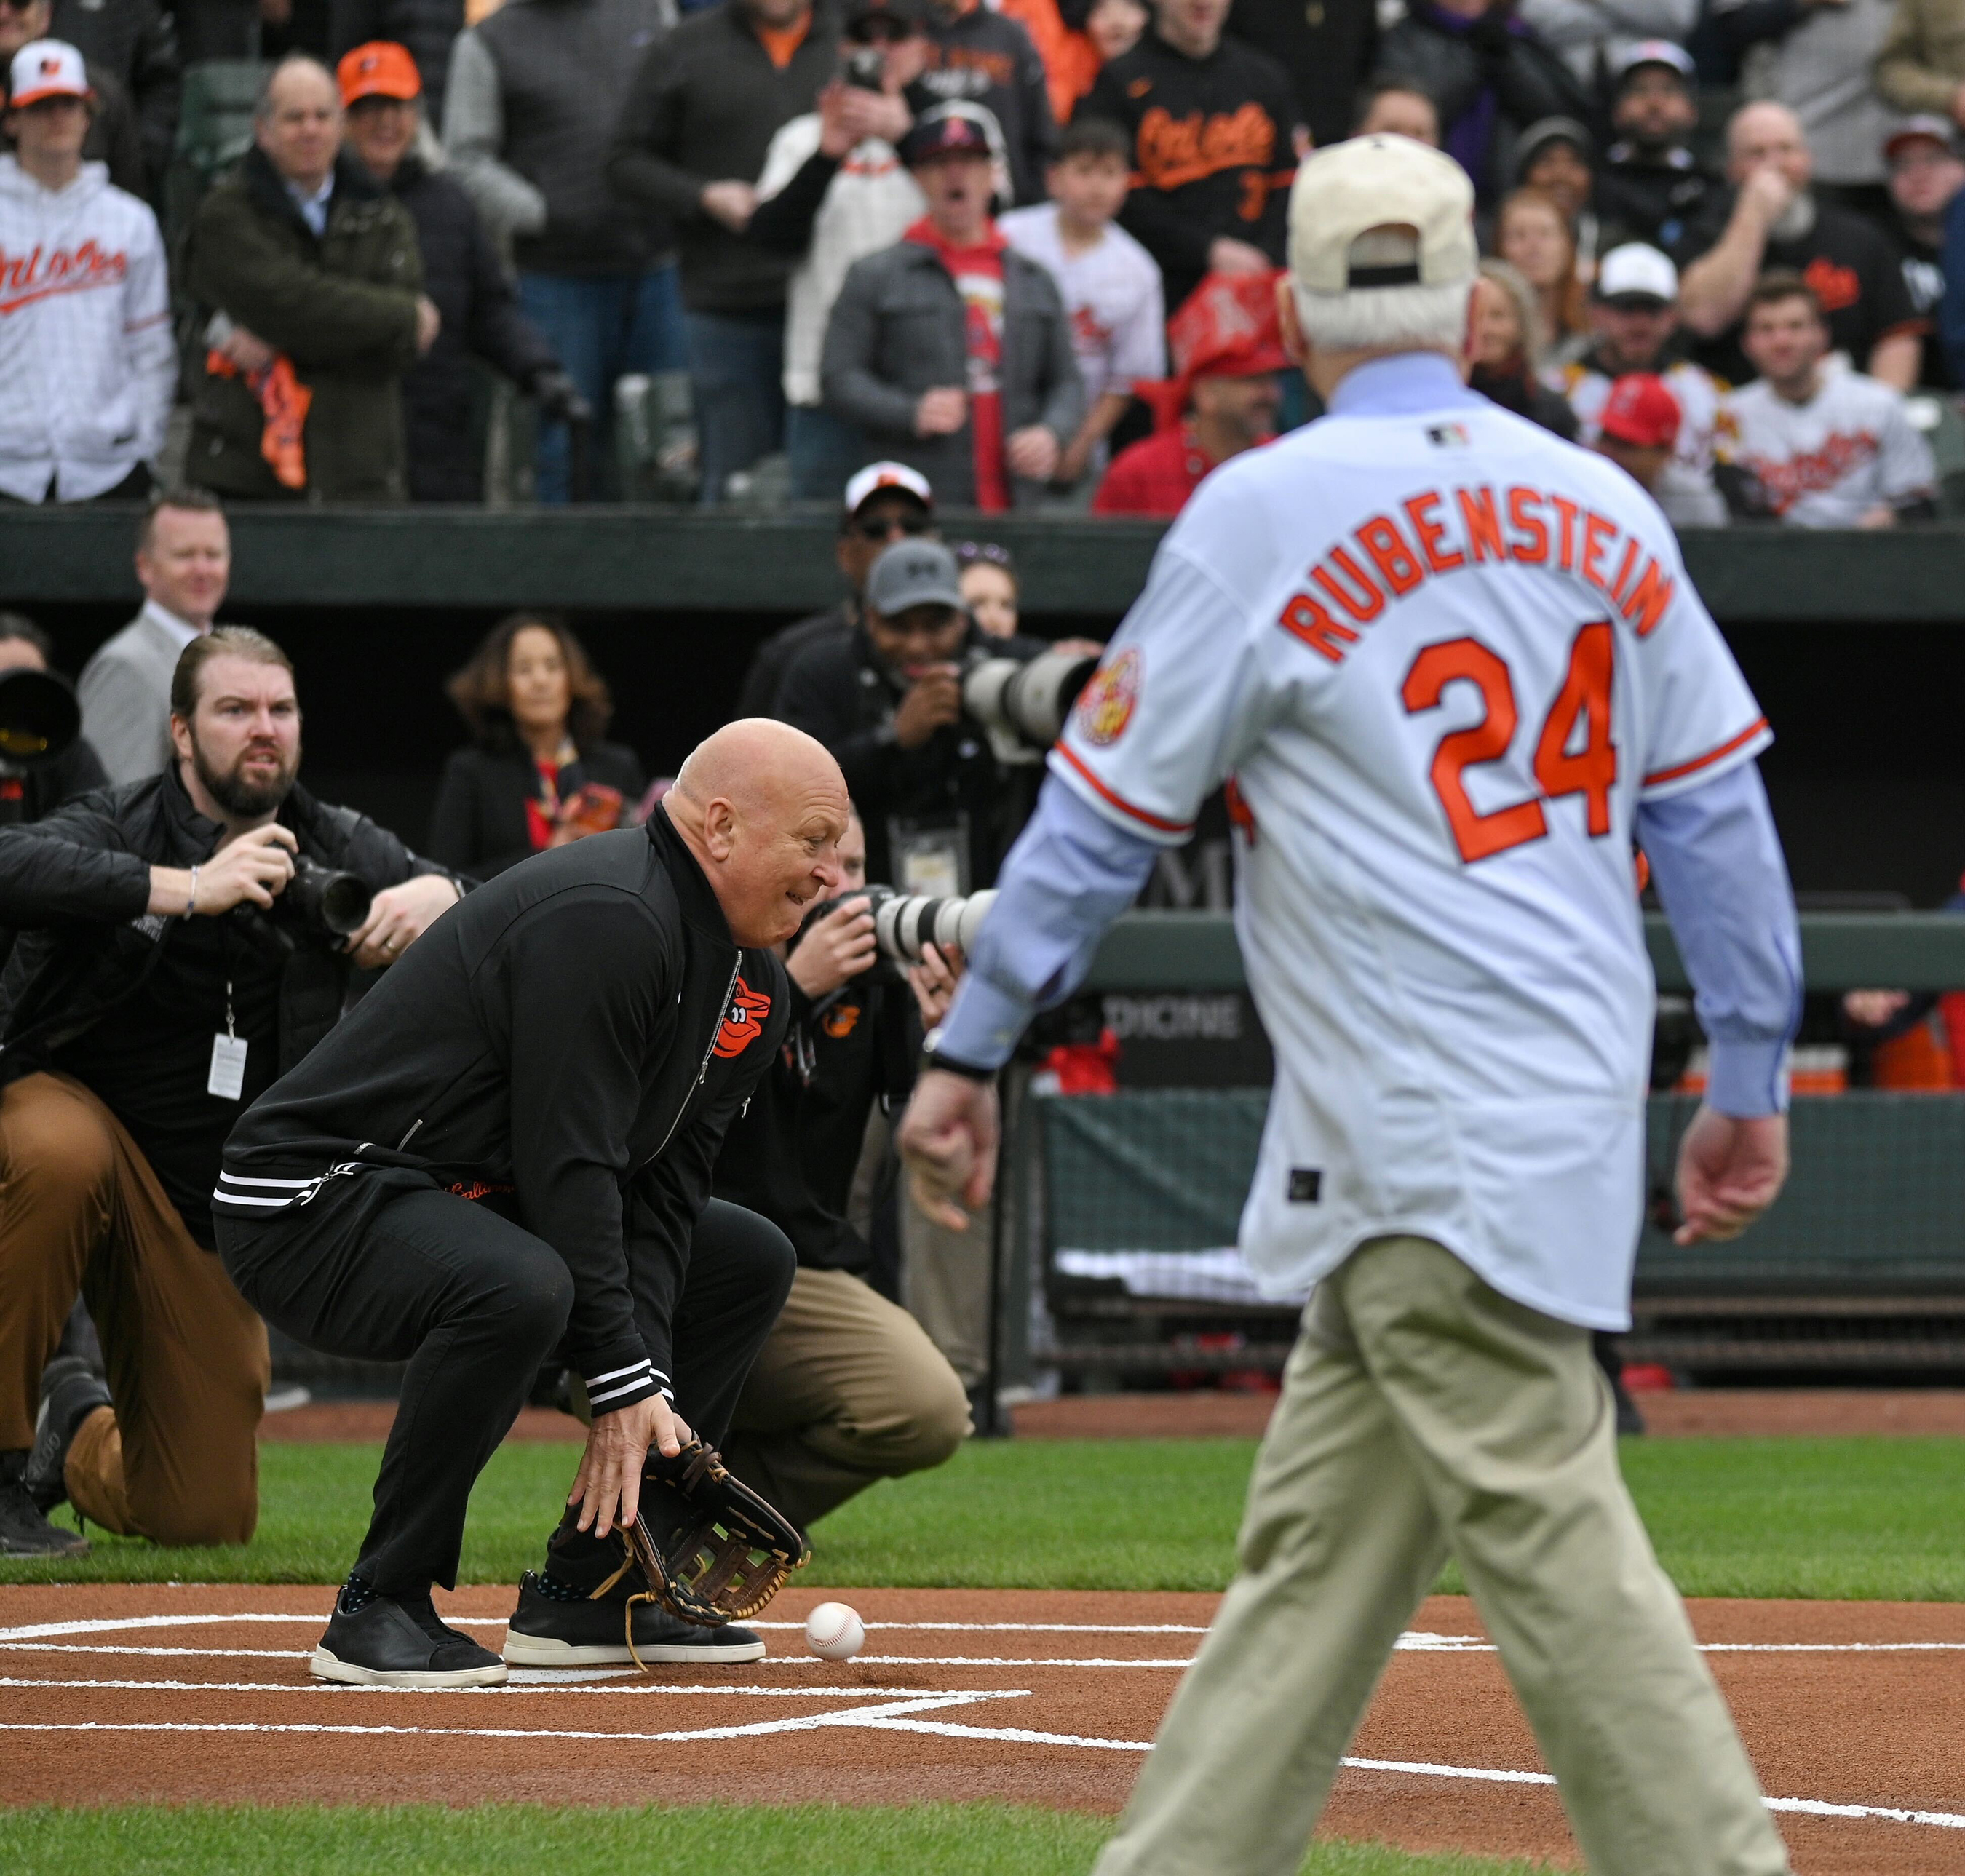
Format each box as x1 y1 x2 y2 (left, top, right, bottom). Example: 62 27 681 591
920 1025 996 1081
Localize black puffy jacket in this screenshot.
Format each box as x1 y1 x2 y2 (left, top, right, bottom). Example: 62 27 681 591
384 154 561 502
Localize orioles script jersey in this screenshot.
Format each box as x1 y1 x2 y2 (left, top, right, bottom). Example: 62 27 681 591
1050 362 1770 1328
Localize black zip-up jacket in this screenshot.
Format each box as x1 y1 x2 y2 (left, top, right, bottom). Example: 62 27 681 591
608 0 841 312
216 809 790 1411
0 766 457 1242
1076 29 1301 319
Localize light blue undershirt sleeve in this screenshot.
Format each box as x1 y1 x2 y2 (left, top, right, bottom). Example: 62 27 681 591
934 779 1164 1070
1635 760 1802 1118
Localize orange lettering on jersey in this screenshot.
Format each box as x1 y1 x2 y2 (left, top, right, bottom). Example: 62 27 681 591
1619 556 1674 637
1607 536 1641 607
1277 590 1359 663
1135 103 1277 193
1311 546 1384 624
1456 485 1506 563
1581 511 1617 594
1549 494 1581 573
1404 490 1464 576
1506 486 1548 563
1356 514 1424 595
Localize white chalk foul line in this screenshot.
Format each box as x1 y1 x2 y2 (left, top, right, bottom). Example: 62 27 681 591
0 1690 1026 1747
0 1674 1005 1701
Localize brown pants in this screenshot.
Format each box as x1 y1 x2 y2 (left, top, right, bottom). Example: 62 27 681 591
0 1073 268 1544
724 1265 971 1532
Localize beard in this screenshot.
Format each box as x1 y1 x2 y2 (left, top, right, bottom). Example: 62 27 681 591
191 731 299 817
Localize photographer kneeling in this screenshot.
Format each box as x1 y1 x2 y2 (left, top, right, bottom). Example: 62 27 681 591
714 808 971 1532
0 628 464 1557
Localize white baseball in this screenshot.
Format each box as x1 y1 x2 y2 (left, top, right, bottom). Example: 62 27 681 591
804 1601 866 1661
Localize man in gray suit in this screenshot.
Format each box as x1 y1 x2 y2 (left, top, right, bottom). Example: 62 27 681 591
79 488 230 786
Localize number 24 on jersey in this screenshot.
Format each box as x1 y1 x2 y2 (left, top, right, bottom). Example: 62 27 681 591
1402 622 1616 865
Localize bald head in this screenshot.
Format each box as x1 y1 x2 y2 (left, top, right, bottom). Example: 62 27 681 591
257 54 341 193
664 720 852 947
1727 102 1811 194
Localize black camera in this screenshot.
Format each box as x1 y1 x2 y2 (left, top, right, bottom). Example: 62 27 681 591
962 646 1100 764
798 883 997 963
279 856 374 939
843 45 886 89
0 668 81 825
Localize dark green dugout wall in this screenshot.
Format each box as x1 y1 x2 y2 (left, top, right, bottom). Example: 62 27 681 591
7 509 1964 902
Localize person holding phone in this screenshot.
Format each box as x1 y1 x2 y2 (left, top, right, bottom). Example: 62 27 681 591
429 613 646 880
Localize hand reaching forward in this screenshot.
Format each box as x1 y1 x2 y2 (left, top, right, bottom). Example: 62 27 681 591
569 1393 694 1540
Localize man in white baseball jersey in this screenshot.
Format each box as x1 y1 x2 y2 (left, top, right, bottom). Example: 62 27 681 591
1719 271 1937 528
0 40 173 504
900 133 1800 1876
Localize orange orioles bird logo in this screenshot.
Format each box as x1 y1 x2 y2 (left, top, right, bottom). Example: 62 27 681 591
822 1001 862 1039
1074 645 1141 747
712 976 772 1057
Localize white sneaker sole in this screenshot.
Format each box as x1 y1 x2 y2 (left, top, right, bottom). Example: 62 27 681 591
310 1645 509 1688
502 1631 766 1666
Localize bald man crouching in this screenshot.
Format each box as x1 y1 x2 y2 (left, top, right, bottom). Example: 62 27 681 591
213 722 851 1687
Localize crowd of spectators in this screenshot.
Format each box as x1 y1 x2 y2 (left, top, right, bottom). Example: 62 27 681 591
4 0 1965 523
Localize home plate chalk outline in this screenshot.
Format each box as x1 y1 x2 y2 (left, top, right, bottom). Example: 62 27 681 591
1 1610 1961 1832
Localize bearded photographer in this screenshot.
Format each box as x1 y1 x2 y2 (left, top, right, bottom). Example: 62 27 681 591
713 807 971 1533
0 627 464 1558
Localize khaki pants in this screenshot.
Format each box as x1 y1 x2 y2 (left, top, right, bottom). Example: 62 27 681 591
1094 1236 1790 1876
723 1265 970 1531
0 1073 268 1544
901 1188 993 1389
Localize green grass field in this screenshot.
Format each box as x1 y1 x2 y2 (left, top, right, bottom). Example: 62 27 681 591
10 1431 1960 1875
12 1803 1559 1876
7 1432 1964 1600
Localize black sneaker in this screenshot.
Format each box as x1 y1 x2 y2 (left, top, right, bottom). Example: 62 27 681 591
25 1356 111 1514
502 1567 765 1666
0 1454 87 1557
311 1576 509 1688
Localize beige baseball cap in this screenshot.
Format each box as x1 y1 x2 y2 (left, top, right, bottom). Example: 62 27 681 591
1287 135 1477 298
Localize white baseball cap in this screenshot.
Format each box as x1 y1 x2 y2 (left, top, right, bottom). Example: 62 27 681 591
1595 242 1679 303
1287 135 1477 298
8 40 92 108
843 461 933 515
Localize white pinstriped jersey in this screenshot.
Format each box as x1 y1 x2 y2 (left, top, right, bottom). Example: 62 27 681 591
1050 364 1769 1327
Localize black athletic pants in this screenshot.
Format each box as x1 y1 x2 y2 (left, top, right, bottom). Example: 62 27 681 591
217 1177 794 1594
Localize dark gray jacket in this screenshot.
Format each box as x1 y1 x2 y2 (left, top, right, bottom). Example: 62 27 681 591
445 0 675 277
820 235 1084 509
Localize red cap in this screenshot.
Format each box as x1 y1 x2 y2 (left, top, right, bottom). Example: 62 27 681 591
1170 271 1290 383
337 41 421 106
1598 372 1680 450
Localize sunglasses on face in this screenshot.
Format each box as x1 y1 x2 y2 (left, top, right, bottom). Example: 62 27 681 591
852 510 932 541
846 17 913 43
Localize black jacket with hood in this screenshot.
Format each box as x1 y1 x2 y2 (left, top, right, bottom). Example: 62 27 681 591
215 808 790 1411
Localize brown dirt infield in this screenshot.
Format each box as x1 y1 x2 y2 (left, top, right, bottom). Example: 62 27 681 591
4 1583 1964 1872
261 1390 1965 1445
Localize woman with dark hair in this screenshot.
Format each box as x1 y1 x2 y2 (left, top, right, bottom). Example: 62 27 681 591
428 613 645 878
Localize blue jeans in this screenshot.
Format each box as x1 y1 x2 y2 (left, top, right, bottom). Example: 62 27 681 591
785 402 869 505
517 264 687 504
685 309 786 505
